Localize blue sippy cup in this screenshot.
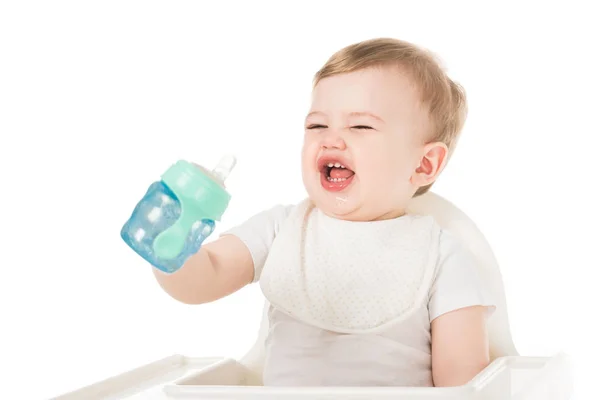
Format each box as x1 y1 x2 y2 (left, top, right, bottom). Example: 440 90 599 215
120 155 236 273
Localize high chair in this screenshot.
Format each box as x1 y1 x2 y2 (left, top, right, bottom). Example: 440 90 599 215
55 192 573 399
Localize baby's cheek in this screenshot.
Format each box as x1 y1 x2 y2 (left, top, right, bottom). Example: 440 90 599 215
369 151 413 190
374 145 404 174
300 141 319 167
362 156 398 187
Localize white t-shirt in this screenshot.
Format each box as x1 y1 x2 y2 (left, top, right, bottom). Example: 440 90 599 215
221 204 496 387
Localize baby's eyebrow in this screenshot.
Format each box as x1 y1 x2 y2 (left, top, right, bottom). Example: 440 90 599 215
348 111 385 123
306 111 326 119
305 111 384 122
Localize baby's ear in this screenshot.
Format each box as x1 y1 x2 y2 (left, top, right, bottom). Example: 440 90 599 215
410 142 448 188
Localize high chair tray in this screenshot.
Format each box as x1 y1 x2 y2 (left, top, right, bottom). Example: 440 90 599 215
54 353 572 400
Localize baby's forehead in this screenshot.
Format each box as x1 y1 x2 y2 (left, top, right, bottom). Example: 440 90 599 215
310 67 427 122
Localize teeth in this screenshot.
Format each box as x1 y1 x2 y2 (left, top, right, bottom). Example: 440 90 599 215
327 177 348 182
326 162 346 168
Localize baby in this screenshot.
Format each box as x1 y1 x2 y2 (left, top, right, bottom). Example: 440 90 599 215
153 38 495 387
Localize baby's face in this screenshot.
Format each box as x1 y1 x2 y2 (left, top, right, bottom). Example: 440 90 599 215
301 66 432 221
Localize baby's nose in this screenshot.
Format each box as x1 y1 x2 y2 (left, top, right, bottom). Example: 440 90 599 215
320 130 347 150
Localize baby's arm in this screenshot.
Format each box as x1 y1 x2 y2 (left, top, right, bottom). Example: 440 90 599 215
428 231 496 386
152 204 292 305
152 235 254 304
431 306 489 386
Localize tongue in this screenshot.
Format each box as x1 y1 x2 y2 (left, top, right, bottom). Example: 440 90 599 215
330 167 354 179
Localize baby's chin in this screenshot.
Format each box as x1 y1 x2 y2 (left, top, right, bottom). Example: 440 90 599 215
310 192 407 222
304 176 392 221
310 194 372 221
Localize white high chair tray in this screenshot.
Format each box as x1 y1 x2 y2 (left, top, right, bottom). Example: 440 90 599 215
54 353 572 400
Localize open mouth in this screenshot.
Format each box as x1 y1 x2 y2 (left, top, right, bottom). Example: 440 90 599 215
318 158 356 192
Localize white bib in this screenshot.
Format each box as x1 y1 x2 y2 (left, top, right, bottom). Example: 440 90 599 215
259 199 442 334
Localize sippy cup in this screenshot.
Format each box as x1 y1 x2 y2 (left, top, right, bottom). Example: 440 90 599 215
120 155 236 273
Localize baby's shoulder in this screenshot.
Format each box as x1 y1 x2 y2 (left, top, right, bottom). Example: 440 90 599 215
432 226 473 262
431 227 484 287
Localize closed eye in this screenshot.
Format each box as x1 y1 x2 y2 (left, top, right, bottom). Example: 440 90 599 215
306 124 327 129
351 125 374 130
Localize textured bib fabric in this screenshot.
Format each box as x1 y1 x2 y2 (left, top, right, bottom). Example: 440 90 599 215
259 199 442 334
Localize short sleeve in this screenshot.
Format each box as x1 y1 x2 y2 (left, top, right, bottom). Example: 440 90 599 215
219 204 293 282
428 230 497 322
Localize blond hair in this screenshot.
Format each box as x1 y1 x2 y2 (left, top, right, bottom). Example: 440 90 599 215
314 38 467 196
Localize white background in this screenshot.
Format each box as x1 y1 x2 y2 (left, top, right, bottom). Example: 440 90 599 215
1 1 598 399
